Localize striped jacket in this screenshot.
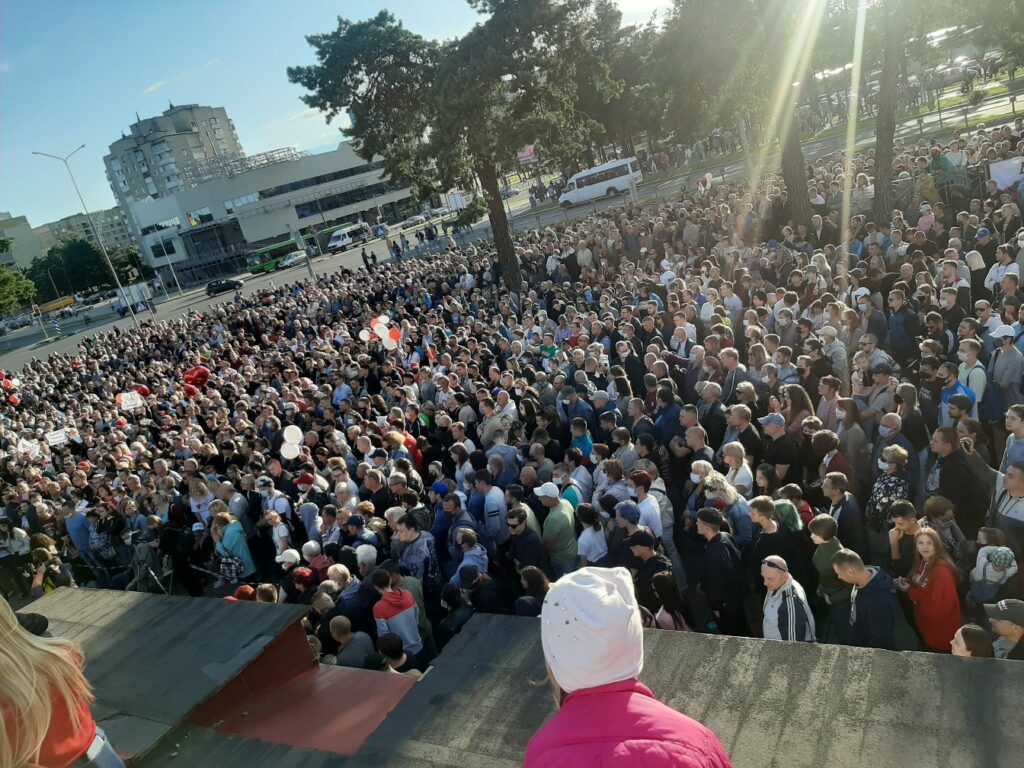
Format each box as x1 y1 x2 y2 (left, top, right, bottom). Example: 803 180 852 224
762 577 816 642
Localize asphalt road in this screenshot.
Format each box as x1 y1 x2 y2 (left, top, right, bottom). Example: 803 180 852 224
509 87 1023 231
0 244 382 371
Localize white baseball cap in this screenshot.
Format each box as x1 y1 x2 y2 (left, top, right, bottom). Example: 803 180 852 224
541 567 643 694
534 482 560 499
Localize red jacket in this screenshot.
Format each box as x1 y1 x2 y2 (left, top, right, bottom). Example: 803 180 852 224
524 679 732 768
906 560 961 652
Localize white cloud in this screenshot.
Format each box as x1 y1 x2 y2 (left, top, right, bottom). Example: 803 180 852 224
289 107 324 122
142 58 220 95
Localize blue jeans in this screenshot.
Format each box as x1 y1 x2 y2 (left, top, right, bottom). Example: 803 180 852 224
74 728 125 768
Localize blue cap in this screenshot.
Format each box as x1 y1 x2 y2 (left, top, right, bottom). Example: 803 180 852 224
758 413 786 427
767 239 779 249
430 481 450 495
615 501 641 525
978 228 991 239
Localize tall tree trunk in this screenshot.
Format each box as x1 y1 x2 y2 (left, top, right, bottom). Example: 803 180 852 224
779 106 814 229
872 0 903 224
475 161 523 288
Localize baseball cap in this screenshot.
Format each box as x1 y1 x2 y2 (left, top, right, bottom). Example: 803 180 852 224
369 448 388 461
986 547 1016 569
851 287 870 301
294 473 316 487
255 476 274 488
623 529 656 548
819 325 838 337
191 522 206 533
977 227 991 239
984 598 1024 626
292 566 315 586
919 203 932 212
758 413 785 427
991 324 1015 339
534 482 561 499
872 363 894 376
541 567 643 695
430 481 450 495
275 548 300 565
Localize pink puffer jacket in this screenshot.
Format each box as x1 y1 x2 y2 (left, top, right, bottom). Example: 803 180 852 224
523 679 733 768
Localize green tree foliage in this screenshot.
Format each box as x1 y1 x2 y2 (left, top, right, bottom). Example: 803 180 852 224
25 238 146 302
289 2 599 287
0 237 37 315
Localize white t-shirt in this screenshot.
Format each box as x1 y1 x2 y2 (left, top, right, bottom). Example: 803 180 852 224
577 527 608 564
726 465 755 497
637 496 663 539
272 523 290 555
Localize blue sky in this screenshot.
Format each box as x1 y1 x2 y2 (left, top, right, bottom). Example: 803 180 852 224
0 0 667 227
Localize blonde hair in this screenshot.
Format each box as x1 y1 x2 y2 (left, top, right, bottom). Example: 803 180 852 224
0 599 94 767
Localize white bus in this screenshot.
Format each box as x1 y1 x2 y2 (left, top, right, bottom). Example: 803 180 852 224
326 222 373 253
558 157 643 208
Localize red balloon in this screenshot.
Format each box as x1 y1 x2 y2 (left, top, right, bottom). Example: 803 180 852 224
2 380 11 390
183 384 199 398
8 395 19 406
0 371 6 380
183 366 210 388
388 327 402 342
134 384 151 397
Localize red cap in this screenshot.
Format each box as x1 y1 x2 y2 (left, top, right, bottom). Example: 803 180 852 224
292 567 315 586
77 461 93 471
295 473 316 487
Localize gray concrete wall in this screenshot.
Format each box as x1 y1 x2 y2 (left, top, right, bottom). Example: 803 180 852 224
359 614 1023 768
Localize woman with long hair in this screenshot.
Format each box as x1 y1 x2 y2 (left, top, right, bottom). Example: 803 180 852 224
650 570 693 631
0 598 125 767
781 384 813 437
950 623 996 658
515 565 551 617
896 527 962 653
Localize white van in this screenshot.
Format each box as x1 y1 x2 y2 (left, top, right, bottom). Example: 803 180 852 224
558 157 643 208
327 222 372 253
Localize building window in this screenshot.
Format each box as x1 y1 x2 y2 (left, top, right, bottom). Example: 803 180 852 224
186 207 213 227
224 192 259 214
150 239 176 259
140 216 180 237
294 182 392 219
258 161 385 200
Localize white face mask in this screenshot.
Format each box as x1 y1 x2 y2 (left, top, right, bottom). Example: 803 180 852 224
836 408 847 420
877 457 890 470
690 472 702 484
940 298 950 309
957 351 969 361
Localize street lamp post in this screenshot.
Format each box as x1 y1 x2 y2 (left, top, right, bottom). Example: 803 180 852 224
46 268 61 299
32 145 140 328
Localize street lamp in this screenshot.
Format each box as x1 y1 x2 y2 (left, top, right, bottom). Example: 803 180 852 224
46 268 62 298
32 145 140 328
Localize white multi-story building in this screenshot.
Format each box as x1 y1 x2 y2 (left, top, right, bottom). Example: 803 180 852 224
104 104 243 209
127 142 419 284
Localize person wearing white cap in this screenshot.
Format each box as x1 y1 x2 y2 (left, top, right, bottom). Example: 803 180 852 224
536 482 577 577
987 325 1024 450
523 567 732 768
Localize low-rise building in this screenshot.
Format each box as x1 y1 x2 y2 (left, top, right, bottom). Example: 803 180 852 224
0 212 45 270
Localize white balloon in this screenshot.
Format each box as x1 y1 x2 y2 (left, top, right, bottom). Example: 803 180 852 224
280 442 300 460
283 425 303 445
382 336 398 350
358 329 371 342
377 314 390 326
372 322 389 338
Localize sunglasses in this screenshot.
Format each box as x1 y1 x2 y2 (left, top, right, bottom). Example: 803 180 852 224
761 558 788 573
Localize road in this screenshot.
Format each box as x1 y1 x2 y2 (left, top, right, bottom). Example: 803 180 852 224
0 244 384 371
509 87 1022 231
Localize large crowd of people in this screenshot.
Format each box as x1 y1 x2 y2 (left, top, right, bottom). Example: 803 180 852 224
2 115 1024 765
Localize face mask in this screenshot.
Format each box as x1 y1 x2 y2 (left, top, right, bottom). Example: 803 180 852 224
858 303 869 313
690 472 702 484
940 298 950 309
836 408 847 420
957 351 970 362
777 318 790 327
554 476 565 486
877 457 890 470
878 425 893 438
589 454 600 464
514 388 524 396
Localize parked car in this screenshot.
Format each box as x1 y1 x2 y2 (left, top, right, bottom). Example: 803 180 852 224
326 222 372 253
432 207 452 218
206 278 244 297
399 214 427 229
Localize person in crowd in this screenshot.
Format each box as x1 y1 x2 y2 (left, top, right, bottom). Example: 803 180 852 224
832 548 898 650
985 599 1024 660
808 514 851 643
524 567 732 767
895 527 962 652
760 555 816 643
330 615 375 668
0 597 125 767
625 529 671 615
821 472 868 559
696 507 748 636
536 482 578 577
950 623 995 659
864 444 911 565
